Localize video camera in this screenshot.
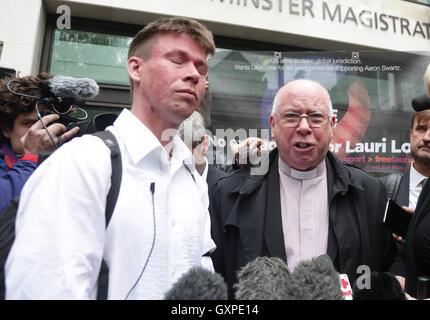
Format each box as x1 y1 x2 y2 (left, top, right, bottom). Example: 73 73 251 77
7 75 118 141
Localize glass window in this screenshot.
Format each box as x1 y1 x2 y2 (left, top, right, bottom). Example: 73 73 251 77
207 49 430 174
48 29 132 85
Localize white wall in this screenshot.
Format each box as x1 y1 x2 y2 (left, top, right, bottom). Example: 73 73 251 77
45 0 430 51
0 0 46 75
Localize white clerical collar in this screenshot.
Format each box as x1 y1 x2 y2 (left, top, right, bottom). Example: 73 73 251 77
278 157 325 180
290 167 318 180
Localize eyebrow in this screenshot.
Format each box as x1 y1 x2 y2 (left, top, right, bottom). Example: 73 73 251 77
167 49 208 69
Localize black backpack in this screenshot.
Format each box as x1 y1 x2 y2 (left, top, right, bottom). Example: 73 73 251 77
0 130 122 300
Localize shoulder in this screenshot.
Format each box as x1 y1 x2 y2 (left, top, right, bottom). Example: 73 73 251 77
39 134 113 175
330 153 382 189
341 162 387 196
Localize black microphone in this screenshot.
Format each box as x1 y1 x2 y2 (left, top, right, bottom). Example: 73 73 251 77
284 255 344 300
412 94 430 112
42 75 99 99
417 276 430 300
164 267 228 300
352 272 406 300
234 256 290 300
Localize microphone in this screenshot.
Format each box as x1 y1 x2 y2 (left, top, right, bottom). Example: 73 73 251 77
417 276 430 300
284 255 344 300
42 75 99 99
412 94 430 112
40 75 99 114
352 272 406 300
234 256 290 300
164 267 228 300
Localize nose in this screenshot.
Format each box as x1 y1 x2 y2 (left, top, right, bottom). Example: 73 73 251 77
184 62 201 85
295 116 312 134
424 129 430 142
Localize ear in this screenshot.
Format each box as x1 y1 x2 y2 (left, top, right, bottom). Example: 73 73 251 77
269 114 276 139
1 128 11 139
126 56 143 85
200 134 210 157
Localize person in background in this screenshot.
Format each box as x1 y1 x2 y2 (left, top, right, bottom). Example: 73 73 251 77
390 63 430 299
178 110 226 188
209 79 390 297
0 72 78 214
6 16 216 299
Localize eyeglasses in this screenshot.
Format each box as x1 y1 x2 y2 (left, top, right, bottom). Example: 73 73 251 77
275 112 331 128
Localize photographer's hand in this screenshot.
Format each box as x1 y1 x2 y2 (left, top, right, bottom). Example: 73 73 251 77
20 113 80 153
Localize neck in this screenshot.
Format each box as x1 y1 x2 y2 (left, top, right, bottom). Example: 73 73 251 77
131 102 178 147
195 160 207 176
413 161 430 177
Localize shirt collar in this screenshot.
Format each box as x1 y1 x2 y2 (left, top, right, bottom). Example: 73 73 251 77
410 162 427 188
278 157 326 180
1 142 17 168
113 109 194 169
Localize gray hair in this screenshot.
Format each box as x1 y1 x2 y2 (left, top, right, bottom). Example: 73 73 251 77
178 111 207 149
270 80 334 116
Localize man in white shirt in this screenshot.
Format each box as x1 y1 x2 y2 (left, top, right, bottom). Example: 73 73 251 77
5 16 216 300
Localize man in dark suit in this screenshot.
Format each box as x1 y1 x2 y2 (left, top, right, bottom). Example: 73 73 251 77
380 95 430 241
379 100 430 276
389 64 430 298
209 79 391 298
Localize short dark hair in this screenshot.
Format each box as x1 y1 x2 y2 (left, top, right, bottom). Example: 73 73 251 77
411 109 430 129
127 16 215 94
0 72 52 142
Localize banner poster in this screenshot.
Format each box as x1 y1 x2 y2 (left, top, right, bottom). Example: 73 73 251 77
206 50 430 176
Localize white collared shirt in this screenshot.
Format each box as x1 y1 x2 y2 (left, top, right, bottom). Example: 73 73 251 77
5 109 215 300
278 158 329 272
409 162 428 210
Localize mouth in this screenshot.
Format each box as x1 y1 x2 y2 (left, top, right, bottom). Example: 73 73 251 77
176 89 198 101
294 142 314 150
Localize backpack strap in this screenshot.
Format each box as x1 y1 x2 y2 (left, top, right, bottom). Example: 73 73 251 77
92 130 122 226
384 173 402 200
92 130 122 300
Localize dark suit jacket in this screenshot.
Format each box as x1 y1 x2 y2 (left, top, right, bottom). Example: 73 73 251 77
206 164 227 190
390 177 430 297
209 149 389 298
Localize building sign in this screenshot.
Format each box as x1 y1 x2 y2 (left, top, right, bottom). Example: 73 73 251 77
206 50 430 175
209 0 430 40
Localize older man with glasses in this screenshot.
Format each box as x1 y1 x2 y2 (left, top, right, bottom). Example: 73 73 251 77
209 79 392 298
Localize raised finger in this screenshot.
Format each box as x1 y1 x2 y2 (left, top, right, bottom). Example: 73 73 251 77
60 126 80 143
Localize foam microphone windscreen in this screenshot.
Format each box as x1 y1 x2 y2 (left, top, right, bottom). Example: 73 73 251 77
352 272 406 300
42 75 99 99
164 267 228 300
234 256 290 300
284 255 344 300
